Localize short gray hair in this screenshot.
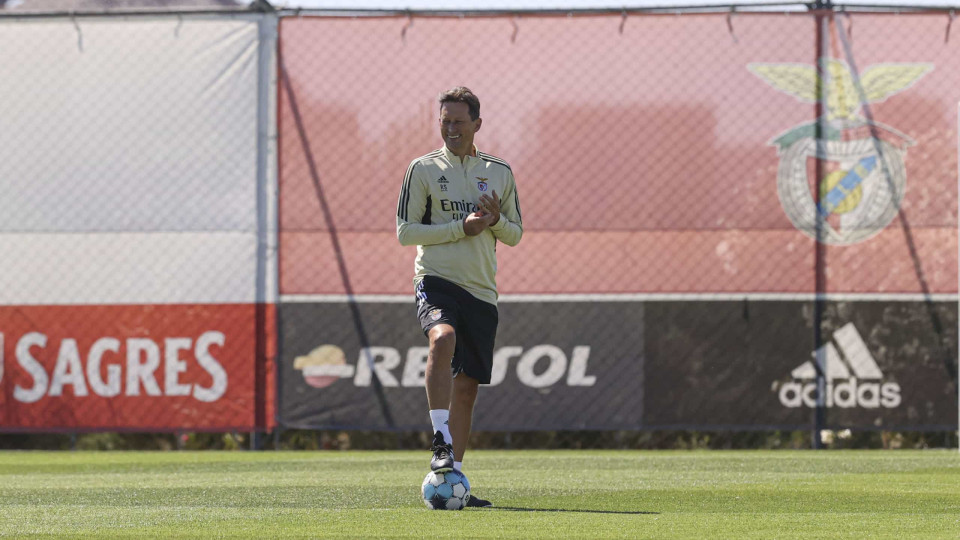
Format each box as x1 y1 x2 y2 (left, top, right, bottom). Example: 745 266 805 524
438 86 480 120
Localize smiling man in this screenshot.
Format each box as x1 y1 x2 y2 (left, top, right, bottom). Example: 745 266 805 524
396 87 523 509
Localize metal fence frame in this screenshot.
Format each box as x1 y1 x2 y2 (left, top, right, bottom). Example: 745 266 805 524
1 1 957 450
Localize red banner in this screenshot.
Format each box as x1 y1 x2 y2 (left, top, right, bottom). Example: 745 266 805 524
0 304 273 431
279 14 958 295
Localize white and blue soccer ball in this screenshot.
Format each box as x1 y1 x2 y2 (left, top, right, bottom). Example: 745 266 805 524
421 469 471 510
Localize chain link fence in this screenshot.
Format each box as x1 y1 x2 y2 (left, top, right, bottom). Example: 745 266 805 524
0 14 277 432
276 10 958 447
0 6 957 449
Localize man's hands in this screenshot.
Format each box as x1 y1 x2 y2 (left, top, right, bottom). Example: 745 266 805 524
463 190 501 237
480 190 501 225
463 211 495 236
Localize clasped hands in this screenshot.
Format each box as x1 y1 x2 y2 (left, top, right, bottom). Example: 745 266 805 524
463 190 501 237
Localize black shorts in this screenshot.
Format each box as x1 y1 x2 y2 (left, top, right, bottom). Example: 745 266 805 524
415 275 498 384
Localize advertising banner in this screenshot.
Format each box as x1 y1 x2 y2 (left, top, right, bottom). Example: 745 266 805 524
277 13 957 431
279 301 644 430
279 14 958 298
0 304 269 431
644 300 957 430
0 16 278 431
280 299 955 431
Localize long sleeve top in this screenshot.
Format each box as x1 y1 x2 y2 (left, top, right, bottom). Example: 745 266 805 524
396 145 523 306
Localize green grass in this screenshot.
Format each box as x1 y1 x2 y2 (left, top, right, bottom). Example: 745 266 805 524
1 450 959 538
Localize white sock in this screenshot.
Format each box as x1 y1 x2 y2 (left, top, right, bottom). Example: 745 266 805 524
454 461 463 471
429 409 452 445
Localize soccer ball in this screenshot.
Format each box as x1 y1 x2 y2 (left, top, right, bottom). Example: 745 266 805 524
421 469 471 510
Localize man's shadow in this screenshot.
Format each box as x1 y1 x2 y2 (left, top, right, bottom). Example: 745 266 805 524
488 507 658 515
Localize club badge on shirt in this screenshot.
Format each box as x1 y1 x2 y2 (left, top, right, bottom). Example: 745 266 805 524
476 177 488 192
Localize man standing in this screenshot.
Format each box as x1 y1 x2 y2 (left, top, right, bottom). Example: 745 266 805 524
396 87 523 508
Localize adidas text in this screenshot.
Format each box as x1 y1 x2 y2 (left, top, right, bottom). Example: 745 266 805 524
778 379 901 408
775 322 902 410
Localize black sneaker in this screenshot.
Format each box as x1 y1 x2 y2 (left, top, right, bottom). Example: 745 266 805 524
430 431 454 472
465 494 493 508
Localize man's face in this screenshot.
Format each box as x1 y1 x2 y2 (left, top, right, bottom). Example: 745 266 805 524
439 102 481 155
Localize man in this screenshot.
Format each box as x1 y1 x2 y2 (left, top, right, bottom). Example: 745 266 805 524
396 87 523 508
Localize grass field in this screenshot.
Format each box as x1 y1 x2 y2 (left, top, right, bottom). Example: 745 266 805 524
1 450 959 538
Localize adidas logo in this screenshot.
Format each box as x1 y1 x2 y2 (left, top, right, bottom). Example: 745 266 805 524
437 176 449 183
776 323 901 409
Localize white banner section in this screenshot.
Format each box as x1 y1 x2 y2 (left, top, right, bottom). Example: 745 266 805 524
0 16 277 305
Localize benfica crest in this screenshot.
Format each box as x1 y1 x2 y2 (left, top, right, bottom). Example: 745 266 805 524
749 59 932 245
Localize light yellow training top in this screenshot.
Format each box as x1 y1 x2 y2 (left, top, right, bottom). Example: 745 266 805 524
396 145 523 306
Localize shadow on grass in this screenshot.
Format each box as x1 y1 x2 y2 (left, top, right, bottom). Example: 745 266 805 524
490 507 658 515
